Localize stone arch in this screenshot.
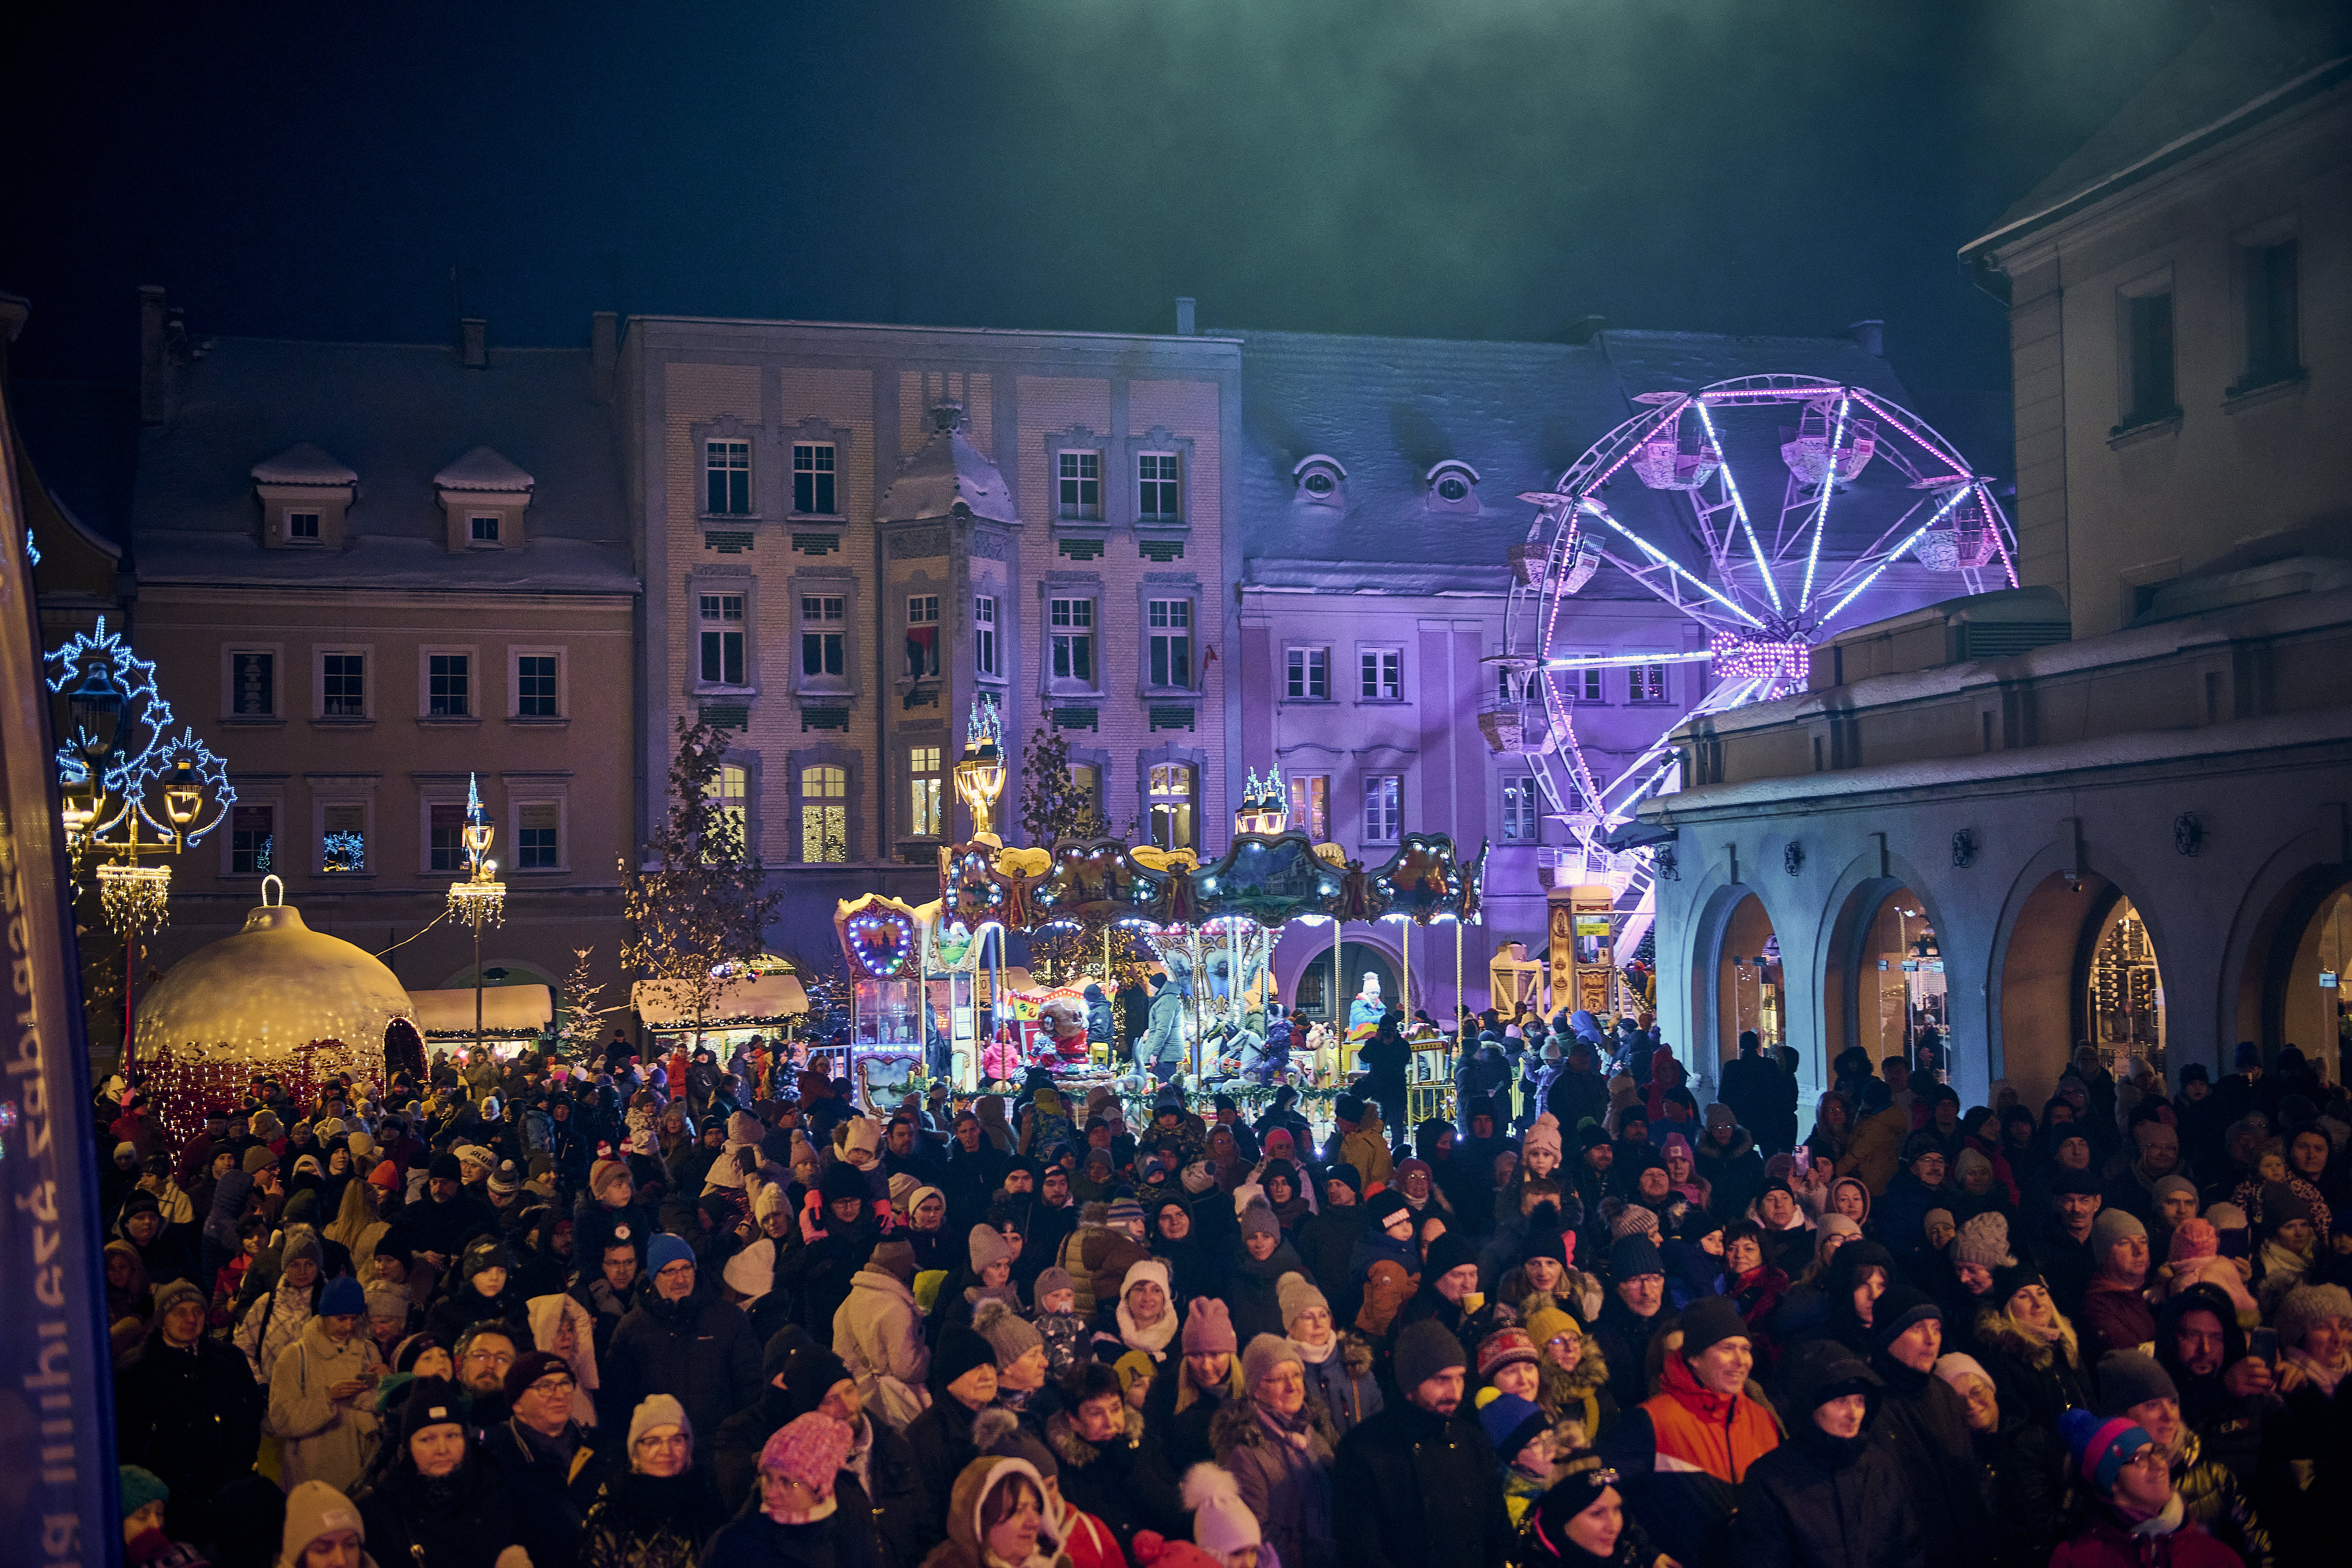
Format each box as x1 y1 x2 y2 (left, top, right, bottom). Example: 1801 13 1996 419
2218 817 2352 1080
1277 929 1404 1026
1987 836 2180 1112
1815 849 1966 1100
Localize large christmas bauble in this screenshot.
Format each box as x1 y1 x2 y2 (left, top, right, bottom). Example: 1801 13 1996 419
134 880 413 1136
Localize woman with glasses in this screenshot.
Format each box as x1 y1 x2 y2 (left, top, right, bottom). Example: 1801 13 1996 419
581 1394 728 1568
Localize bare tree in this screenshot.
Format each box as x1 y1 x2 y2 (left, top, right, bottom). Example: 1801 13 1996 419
1018 724 1100 848
620 719 785 1050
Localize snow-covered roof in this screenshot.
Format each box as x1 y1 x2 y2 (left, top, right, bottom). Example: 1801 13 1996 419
433 445 535 493
135 336 634 594
1967 3 2352 254
876 419 1021 526
1220 324 1928 599
250 441 358 486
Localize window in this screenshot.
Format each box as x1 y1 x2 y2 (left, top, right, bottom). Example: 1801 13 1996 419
1503 777 1540 841
974 595 998 678
1363 774 1401 844
428 802 467 872
705 764 749 861
705 439 752 515
793 443 836 514
469 514 501 543
700 593 748 687
322 653 365 717
1148 764 1193 850
517 654 559 717
1629 662 1667 704
1360 647 1401 702
1148 599 1192 688
517 803 560 869
800 595 846 681
230 804 274 874
800 765 847 863
1285 647 1327 700
2124 291 2176 425
1289 773 1330 840
909 745 944 837
428 654 471 717
1057 451 1101 519
322 803 368 873
1569 666 1605 703
906 595 939 679
286 512 320 540
1050 597 1095 684
230 650 276 717
1137 453 1181 521
2244 239 2300 387
1068 764 1101 831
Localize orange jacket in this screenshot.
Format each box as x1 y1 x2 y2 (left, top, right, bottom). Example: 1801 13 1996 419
1638 1353 1780 1483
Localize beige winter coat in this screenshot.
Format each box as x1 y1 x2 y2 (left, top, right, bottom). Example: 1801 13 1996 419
833 1265 932 1429
267 1315 383 1493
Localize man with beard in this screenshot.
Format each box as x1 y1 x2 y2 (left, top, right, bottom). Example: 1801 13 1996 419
1332 1321 1512 1568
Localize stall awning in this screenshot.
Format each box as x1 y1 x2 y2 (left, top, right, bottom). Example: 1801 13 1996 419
633 973 810 1029
410 984 554 1034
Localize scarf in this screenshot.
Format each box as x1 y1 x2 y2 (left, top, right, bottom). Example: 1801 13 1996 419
1118 1301 1178 1356
764 1493 839 1526
2124 1492 2187 1537
2284 1344 2349 1397
1294 1335 1336 1364
1256 1399 1312 1450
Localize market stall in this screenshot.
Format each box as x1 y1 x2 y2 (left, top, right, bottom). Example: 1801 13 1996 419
409 983 555 1058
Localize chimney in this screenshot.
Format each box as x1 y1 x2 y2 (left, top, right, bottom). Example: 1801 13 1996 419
591 312 618 403
1174 297 1196 337
460 317 488 369
139 284 170 424
1847 319 1885 358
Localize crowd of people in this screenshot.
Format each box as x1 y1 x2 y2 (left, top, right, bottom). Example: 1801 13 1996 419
95 1016 2352 1568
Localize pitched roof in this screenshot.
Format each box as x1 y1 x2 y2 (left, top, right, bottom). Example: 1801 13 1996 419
1967 1 2352 254
433 445 535 492
134 337 634 593
1220 324 1952 610
250 441 358 486
876 420 1020 526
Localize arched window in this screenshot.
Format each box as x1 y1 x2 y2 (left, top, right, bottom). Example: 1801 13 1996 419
1148 764 1194 850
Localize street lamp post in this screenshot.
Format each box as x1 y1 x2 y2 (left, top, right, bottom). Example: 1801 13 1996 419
445 774 506 1059
47 618 234 1066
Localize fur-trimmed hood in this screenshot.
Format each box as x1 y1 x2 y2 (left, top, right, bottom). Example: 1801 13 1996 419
1208 1390 1337 1456
1046 1402 1144 1469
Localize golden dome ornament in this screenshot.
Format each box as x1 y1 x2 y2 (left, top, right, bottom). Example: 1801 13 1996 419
133 875 416 1140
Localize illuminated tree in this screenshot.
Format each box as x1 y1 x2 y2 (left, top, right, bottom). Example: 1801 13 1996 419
619 719 783 1049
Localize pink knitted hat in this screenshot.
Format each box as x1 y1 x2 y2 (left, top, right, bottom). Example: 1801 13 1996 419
2168 1218 2218 1263
758 1412 855 1496
1181 1296 1237 1354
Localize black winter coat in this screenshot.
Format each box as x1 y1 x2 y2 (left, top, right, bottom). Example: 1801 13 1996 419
702 1474 884 1568
1867 1354 1994 1568
579 1467 731 1568
1330 1398 1513 1568
601 1280 763 1446
1044 1403 1187 1552
113 1332 264 1543
480 1417 620 1568
903 1394 985 1559
1734 1419 1924 1568
357 1456 530 1568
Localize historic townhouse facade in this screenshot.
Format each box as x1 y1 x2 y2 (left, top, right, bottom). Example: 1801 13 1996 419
110 306 639 1045
616 316 1243 962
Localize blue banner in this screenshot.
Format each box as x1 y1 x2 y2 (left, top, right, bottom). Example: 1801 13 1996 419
0 384 118 1565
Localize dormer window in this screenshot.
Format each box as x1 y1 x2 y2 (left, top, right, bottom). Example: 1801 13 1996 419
434 445 534 554
251 442 357 551
287 513 320 540
469 515 501 544
1426 460 1481 514
1293 455 1346 506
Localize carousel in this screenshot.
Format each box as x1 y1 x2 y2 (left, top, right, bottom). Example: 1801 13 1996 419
827 699 1488 1115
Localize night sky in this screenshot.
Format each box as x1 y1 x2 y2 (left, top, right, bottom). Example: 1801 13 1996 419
7 1 2227 482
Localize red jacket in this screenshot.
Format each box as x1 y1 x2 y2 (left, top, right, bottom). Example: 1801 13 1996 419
2049 1509 2244 1568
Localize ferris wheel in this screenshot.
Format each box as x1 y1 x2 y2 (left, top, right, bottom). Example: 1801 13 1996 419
1493 373 2016 911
